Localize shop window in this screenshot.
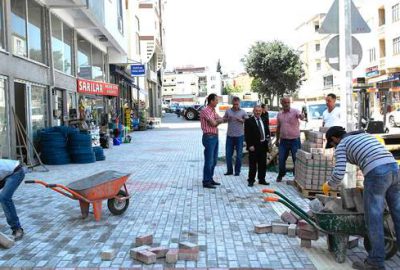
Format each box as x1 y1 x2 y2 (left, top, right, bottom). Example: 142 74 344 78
67 91 77 120
11 0 45 63
51 14 73 75
0 78 9 158
394 37 400 55
0 0 4 50
92 46 104 81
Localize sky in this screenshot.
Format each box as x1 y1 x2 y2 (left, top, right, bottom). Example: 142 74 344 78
163 0 366 73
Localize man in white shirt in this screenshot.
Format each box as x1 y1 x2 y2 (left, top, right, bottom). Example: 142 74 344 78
322 93 342 128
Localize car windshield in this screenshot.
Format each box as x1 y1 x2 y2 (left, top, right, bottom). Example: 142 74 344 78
240 101 257 108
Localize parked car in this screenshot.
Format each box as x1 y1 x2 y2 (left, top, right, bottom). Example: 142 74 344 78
388 108 400 127
268 111 278 135
240 100 259 116
183 105 205 120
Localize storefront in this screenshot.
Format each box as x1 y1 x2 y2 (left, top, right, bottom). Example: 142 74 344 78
76 78 119 128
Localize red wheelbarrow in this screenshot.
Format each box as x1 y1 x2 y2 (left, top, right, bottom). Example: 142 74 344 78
25 170 131 221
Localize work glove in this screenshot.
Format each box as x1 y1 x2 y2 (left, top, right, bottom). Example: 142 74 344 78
322 182 330 195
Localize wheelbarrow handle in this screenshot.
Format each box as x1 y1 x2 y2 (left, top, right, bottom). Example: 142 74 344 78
24 180 36 184
262 188 311 219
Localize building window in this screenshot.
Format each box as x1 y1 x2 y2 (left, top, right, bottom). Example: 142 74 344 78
117 0 124 34
0 0 4 49
316 61 321 71
394 37 400 55
379 7 386 26
51 14 73 75
11 0 46 63
393 4 399 23
315 43 320 52
0 77 9 158
369 48 376 62
323 75 333 87
77 34 105 81
314 23 320 32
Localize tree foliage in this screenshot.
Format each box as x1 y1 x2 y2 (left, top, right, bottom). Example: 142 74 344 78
223 84 242 95
243 41 304 103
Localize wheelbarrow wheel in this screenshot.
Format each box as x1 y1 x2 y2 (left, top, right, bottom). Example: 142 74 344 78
364 229 398 260
107 190 129 215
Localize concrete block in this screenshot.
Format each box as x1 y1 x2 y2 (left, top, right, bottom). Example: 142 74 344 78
323 199 344 213
288 224 297 237
281 211 298 224
272 222 289 234
178 241 199 252
341 187 356 210
254 223 272 234
300 239 312 248
149 247 169 258
0 232 14 249
309 199 324 212
290 211 301 221
166 249 179 264
297 229 319 240
135 234 153 246
130 245 151 259
353 189 365 213
178 249 199 261
297 220 317 232
348 236 359 249
100 249 115 261
135 250 157 264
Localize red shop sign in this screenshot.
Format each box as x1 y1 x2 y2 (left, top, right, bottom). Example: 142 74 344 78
77 79 119 97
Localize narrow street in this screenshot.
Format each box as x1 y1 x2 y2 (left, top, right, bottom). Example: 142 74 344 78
0 113 398 269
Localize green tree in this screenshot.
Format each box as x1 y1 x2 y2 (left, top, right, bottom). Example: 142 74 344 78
216 59 222 74
243 41 304 104
223 84 243 95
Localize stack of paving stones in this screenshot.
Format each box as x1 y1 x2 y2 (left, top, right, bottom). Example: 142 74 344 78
100 233 199 265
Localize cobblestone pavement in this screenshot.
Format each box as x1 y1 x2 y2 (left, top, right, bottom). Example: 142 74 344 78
0 113 398 269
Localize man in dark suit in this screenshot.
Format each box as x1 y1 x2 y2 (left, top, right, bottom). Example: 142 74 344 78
245 105 271 187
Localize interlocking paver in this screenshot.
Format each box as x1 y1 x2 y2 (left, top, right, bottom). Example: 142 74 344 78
0 114 397 268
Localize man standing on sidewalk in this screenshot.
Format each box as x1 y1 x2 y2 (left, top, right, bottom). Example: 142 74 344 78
200 93 224 189
223 97 248 176
275 97 305 182
245 105 270 187
0 159 25 240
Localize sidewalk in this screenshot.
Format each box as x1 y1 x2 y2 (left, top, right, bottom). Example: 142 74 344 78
0 113 398 269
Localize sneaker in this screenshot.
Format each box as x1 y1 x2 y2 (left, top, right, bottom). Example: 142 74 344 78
12 228 24 241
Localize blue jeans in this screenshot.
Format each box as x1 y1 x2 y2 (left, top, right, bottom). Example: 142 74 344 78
202 134 218 184
225 135 244 175
278 138 301 178
0 167 25 231
363 163 400 268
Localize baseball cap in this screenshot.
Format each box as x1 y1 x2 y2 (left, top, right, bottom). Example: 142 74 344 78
325 126 346 149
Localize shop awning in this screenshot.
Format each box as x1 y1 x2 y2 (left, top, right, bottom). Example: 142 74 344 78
367 74 388 84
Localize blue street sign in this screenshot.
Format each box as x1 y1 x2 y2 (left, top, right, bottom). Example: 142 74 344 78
131 65 146 76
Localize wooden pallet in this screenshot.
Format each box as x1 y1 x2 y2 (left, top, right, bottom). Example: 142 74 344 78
293 180 340 199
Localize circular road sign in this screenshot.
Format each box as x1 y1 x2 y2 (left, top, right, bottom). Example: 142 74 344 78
325 35 363 71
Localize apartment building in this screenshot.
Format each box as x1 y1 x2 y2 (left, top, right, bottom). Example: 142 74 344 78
366 1 400 112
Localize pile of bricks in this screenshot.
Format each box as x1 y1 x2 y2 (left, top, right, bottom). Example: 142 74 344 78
254 210 319 248
100 234 199 264
294 148 336 191
301 131 325 152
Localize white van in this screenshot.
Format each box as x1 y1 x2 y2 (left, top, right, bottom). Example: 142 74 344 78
240 100 259 116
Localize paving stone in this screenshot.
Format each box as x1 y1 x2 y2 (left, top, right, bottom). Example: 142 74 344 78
281 211 298 224
178 249 199 261
148 247 169 258
0 232 14 249
254 223 272 234
341 187 356 210
130 245 151 260
272 222 289 234
288 224 297 237
297 229 319 240
100 249 115 261
135 250 156 264
135 234 153 246
178 241 199 252
166 249 179 264
300 239 312 248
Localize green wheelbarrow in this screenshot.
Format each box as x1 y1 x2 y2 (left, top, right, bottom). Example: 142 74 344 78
262 188 398 263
